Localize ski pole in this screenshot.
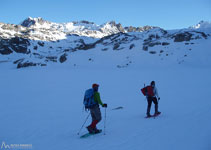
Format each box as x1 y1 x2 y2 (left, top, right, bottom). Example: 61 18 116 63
77 113 90 135
104 107 107 135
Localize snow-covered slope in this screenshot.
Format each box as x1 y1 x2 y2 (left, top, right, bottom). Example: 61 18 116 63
0 64 210 150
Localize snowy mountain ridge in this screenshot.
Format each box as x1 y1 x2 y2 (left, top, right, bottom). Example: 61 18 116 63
0 17 211 69
19 17 153 39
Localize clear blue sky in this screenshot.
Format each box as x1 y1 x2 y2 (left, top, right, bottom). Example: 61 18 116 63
1 0 210 29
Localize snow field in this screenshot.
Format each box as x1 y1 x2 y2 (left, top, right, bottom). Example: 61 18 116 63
0 66 210 150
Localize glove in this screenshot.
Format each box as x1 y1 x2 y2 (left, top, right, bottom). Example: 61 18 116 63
158 97 160 100
103 103 107 108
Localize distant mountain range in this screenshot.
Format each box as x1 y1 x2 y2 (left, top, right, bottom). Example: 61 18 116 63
0 17 211 68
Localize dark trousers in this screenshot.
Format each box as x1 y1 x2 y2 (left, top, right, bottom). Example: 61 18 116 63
147 97 158 115
89 105 102 128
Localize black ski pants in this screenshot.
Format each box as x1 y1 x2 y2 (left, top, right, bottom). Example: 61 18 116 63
90 105 102 122
147 96 158 115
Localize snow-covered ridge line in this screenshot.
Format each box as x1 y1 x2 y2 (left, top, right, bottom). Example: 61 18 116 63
1 17 211 41
0 17 211 69
4 17 157 39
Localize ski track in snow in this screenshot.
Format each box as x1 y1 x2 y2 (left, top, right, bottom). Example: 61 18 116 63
0 66 210 150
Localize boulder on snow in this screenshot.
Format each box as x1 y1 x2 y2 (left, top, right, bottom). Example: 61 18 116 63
38 41 45 47
142 45 148 51
46 56 57 62
13 58 24 64
59 53 67 63
17 61 46 69
113 43 120 50
162 42 170 46
129 44 135 49
0 45 13 55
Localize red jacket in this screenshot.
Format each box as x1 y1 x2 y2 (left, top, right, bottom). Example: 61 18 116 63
141 85 159 97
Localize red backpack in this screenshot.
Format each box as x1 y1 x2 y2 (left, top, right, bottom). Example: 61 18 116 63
141 86 155 97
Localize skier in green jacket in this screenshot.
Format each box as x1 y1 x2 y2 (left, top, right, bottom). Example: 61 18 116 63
86 83 107 133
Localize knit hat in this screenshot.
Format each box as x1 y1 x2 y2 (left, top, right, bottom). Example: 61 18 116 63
92 83 99 88
151 81 155 85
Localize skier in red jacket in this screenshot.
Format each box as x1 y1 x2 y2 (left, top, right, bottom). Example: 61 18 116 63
142 81 161 117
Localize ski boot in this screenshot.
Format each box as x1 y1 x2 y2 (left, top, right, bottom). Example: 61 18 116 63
154 111 161 116
86 126 95 134
146 113 152 118
93 128 102 134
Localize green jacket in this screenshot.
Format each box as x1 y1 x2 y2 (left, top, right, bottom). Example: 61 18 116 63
94 92 103 106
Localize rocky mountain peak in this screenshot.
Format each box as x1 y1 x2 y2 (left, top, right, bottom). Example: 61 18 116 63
190 20 211 29
21 17 49 27
101 21 125 33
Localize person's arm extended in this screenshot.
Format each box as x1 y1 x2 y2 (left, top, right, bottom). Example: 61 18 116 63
94 92 104 106
155 87 160 100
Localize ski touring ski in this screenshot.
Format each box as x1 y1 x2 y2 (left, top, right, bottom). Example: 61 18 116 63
80 130 102 138
145 113 161 119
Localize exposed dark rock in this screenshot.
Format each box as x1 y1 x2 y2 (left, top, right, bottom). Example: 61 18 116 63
143 45 148 51
38 41 44 47
116 23 125 32
78 43 95 50
77 39 96 50
17 62 36 68
156 34 160 39
102 48 108 51
124 25 156 32
149 42 161 47
129 44 135 49
34 46 38 50
174 32 192 42
46 56 57 62
17 61 46 68
113 43 120 50
0 44 13 55
64 48 72 52
10 37 30 50
194 31 207 39
149 51 156 54
33 53 44 59
59 53 67 63
21 18 35 27
21 17 48 27
125 26 137 32
94 32 137 50
162 42 169 46
144 41 161 47
13 58 24 64
0 37 30 54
